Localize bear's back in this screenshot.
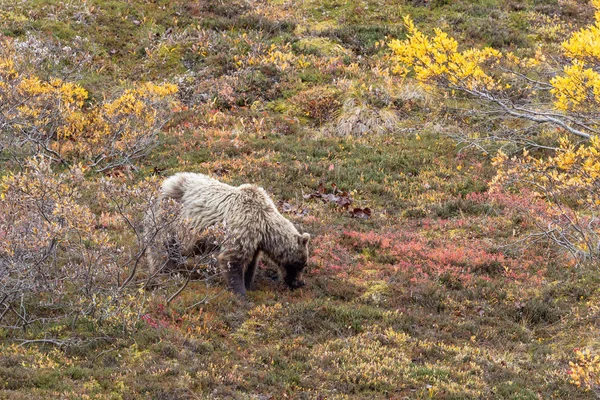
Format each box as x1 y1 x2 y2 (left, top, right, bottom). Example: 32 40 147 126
160 173 230 229
161 172 297 241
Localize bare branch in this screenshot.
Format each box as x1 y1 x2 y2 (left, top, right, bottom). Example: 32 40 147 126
459 86 593 140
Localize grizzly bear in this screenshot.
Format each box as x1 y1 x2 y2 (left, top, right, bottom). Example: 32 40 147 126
146 172 310 296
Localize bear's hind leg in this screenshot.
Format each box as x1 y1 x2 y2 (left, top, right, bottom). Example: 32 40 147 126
218 249 250 297
165 236 185 273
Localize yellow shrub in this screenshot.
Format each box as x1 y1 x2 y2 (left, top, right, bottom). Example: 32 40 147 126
388 16 500 91
389 1 600 113
569 349 600 392
390 3 600 259
0 41 178 171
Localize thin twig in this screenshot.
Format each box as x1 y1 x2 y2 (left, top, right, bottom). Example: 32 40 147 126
16 338 72 348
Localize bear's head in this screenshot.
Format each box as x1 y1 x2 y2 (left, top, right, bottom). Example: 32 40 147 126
282 232 310 290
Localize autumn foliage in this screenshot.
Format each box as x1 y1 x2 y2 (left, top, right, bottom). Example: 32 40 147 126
389 1 600 261
569 349 600 393
388 0 600 119
0 158 151 330
0 42 178 172
1 0 600 398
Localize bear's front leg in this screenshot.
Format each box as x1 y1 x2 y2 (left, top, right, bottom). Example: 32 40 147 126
244 251 261 291
218 251 247 297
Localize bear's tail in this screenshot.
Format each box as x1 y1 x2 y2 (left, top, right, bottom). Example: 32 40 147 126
161 173 191 201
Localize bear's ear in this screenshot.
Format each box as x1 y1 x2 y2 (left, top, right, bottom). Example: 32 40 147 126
299 232 310 246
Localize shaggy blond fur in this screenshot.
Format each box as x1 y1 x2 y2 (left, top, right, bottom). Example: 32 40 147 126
147 172 310 296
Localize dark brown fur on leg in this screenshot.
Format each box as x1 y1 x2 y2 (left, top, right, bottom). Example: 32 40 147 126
218 250 249 297
244 251 261 291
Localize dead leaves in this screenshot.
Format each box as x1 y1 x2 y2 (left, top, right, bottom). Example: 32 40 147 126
278 183 371 219
349 207 372 219
303 182 372 219
278 200 309 217
212 166 230 177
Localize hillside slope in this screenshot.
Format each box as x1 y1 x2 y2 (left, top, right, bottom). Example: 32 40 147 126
0 0 598 398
